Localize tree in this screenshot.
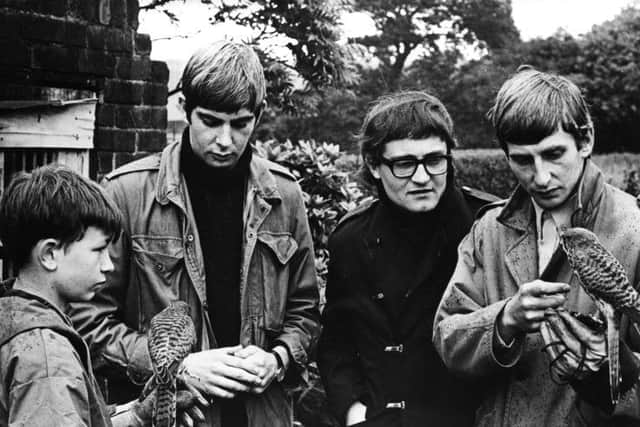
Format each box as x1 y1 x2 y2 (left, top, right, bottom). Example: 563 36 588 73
574 7 640 152
351 0 520 90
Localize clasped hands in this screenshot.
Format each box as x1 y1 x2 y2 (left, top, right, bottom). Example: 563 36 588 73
180 344 282 400
499 279 607 382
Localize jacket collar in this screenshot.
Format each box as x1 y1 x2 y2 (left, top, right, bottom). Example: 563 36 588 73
155 134 282 207
497 159 605 232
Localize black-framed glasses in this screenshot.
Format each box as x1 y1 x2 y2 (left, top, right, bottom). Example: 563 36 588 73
380 154 451 178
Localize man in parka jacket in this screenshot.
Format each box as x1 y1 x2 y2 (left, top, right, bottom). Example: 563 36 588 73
69 41 320 427
318 92 491 427
433 67 640 426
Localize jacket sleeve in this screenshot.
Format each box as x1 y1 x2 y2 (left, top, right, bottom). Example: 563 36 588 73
317 233 368 422
69 178 152 382
273 184 321 386
2 330 99 426
433 220 524 377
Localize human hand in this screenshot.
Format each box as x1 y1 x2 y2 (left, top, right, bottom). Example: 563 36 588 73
499 280 570 341
180 345 263 399
175 374 208 427
540 309 607 383
345 401 367 426
233 345 279 394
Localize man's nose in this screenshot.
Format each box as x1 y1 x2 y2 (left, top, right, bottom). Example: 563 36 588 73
216 124 232 148
411 163 431 184
533 159 552 187
101 251 115 273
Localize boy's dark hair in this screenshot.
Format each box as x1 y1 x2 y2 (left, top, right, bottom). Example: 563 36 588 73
358 91 456 186
488 65 593 152
181 40 266 119
0 164 123 270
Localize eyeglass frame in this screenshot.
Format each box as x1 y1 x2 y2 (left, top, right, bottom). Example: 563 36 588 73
379 154 452 179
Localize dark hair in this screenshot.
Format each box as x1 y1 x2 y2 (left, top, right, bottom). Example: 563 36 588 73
358 91 456 185
0 164 123 270
488 65 593 152
181 40 266 118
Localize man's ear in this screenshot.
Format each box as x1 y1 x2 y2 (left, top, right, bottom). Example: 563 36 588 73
365 157 381 180
34 239 61 272
578 126 594 158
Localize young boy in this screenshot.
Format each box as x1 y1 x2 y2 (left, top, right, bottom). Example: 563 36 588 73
0 165 162 426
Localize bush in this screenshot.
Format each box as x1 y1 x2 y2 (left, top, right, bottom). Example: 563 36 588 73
254 139 373 306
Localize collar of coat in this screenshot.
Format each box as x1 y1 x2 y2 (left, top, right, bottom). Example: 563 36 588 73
497 159 605 232
154 134 283 207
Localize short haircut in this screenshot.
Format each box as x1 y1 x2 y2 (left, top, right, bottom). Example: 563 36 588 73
358 91 456 185
181 40 266 118
488 66 592 152
0 164 123 270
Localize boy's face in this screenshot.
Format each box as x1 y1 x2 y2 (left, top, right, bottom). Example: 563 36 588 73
506 128 593 210
54 226 114 302
368 136 449 213
188 106 257 169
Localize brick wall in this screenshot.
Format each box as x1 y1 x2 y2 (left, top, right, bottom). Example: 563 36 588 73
0 0 168 180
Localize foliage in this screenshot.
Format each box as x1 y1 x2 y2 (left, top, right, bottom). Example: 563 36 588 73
254 139 372 301
351 0 520 90
212 0 357 114
573 7 640 152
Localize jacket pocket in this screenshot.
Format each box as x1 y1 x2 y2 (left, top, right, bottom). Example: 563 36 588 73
131 235 185 294
256 231 298 333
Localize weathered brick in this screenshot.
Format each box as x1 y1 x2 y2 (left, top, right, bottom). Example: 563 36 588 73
127 0 139 29
94 127 136 152
115 151 150 168
151 107 168 129
96 150 114 174
87 25 106 50
41 0 66 16
151 61 169 84
109 0 127 29
137 130 166 152
78 1 98 23
65 21 88 47
32 44 80 73
98 0 111 25
105 28 127 52
104 78 144 104
95 103 116 127
142 82 167 106
116 56 151 80
79 49 117 76
134 33 151 56
22 16 65 43
115 105 153 129
0 38 30 67
0 12 20 39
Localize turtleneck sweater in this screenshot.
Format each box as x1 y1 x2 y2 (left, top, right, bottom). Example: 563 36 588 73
180 129 250 427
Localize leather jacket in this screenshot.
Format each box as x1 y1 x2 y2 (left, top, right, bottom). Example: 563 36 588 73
70 138 320 427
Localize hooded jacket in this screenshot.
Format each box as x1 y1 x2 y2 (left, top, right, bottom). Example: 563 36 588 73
0 280 111 427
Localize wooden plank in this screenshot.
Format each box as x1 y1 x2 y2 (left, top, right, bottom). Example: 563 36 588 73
57 150 90 177
0 100 96 149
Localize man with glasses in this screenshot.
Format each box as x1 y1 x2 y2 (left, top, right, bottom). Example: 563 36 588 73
433 67 640 425
318 91 493 426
